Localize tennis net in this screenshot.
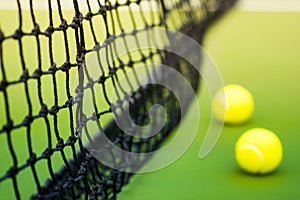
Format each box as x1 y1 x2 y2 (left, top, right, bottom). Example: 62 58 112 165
0 0 236 199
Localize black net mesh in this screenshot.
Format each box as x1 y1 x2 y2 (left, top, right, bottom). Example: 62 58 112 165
0 0 236 199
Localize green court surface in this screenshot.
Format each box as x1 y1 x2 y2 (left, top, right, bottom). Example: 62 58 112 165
119 9 300 200
1 2 300 200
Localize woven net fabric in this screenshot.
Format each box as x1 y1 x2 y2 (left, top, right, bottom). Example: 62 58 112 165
0 0 236 199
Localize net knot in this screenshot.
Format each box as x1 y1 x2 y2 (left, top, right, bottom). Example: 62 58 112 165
0 80 8 91
66 135 77 146
42 148 53 159
49 63 57 72
61 61 71 72
91 112 98 121
56 138 64 150
39 105 48 116
94 43 100 51
131 29 137 36
71 14 83 28
99 6 107 15
45 26 54 36
107 35 115 43
85 12 93 20
27 153 37 165
32 68 43 78
59 20 68 31
109 67 116 75
12 29 23 40
49 105 59 115
98 75 106 83
6 166 18 178
119 60 124 69
3 120 13 132
20 69 29 81
65 97 73 107
76 53 85 64
31 24 41 35
120 31 126 37
102 40 109 47
23 115 33 126
141 55 146 62
87 77 94 88
149 51 154 57
127 60 134 67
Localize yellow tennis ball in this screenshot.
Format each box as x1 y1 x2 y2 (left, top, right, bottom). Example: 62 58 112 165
235 128 283 175
213 84 254 125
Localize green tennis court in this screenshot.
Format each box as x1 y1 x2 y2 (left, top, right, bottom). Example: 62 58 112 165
119 6 300 200
1 0 300 199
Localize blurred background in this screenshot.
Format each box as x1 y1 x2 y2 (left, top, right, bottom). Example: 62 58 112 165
0 0 299 199
119 0 300 199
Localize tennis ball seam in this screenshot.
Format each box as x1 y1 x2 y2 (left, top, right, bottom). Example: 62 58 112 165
238 143 264 173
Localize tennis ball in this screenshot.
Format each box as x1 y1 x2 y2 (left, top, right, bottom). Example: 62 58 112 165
213 84 254 125
235 128 283 175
